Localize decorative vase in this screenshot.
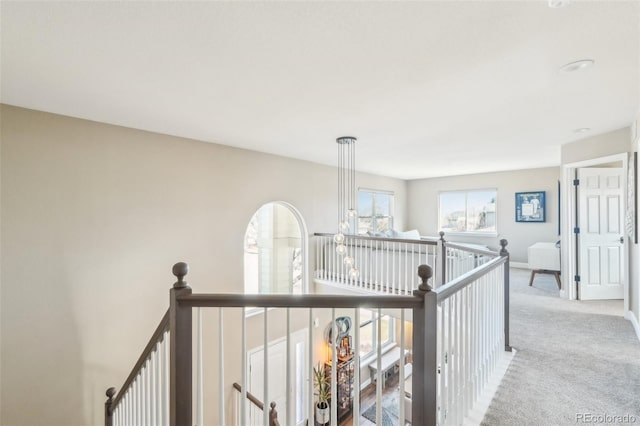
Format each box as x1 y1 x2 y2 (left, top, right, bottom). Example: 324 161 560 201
315 402 330 425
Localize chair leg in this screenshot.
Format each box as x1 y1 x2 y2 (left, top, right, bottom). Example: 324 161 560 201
553 272 561 289
529 270 536 286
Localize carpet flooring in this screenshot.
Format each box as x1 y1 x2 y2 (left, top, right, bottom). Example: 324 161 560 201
481 268 640 425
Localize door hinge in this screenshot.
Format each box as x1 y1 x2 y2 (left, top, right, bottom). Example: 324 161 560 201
573 227 580 234
573 179 580 186
575 275 581 282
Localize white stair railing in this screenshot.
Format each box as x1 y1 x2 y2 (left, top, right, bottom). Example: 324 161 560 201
315 233 439 293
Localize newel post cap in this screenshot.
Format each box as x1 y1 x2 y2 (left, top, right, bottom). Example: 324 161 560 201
106 387 116 401
417 264 433 292
172 262 189 288
499 239 509 256
439 231 445 241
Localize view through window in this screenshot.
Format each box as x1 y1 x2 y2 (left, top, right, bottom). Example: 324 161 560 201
358 189 394 235
359 309 393 358
439 189 497 234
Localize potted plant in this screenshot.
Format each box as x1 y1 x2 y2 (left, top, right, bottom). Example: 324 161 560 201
313 363 330 425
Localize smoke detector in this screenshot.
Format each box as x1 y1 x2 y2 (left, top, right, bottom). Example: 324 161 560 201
549 0 571 8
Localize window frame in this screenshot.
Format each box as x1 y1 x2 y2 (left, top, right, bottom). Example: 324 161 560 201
438 188 498 236
358 309 395 360
357 188 395 235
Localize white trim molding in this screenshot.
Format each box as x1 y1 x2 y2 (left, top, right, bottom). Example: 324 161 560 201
625 310 640 342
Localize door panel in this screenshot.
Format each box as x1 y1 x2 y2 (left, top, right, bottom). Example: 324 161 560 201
248 329 308 426
578 168 625 300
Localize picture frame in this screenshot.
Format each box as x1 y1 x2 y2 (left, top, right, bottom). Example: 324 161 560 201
515 191 546 222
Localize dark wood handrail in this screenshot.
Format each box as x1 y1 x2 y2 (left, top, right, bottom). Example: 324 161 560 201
111 309 170 408
314 232 438 245
434 255 508 301
177 293 423 309
232 383 280 426
232 382 264 410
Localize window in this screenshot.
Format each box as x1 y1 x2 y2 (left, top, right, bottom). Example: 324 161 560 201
358 309 393 358
358 189 394 235
439 189 497 234
244 202 305 295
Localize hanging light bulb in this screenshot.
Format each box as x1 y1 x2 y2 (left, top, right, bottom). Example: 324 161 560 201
335 136 358 275
349 267 360 279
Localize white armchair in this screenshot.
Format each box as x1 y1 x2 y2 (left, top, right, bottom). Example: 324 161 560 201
527 242 561 289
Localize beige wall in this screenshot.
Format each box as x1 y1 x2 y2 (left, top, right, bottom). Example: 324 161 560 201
406 167 560 263
561 128 630 165
0 105 408 426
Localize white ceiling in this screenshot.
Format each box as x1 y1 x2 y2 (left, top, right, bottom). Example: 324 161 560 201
1 1 638 180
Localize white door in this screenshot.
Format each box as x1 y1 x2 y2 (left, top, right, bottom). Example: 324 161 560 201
578 168 625 300
248 330 308 426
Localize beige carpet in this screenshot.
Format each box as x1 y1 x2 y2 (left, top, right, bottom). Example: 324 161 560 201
481 268 640 425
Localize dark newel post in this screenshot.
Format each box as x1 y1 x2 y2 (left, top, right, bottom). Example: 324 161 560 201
500 240 512 352
104 387 116 426
269 401 280 426
439 231 446 286
170 262 193 426
412 265 437 426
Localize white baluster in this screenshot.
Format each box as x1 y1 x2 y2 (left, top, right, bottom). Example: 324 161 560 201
317 237 321 280
473 283 482 403
464 286 471 416
136 375 141 426
375 308 382 426
155 343 162 426
123 391 128 426
241 308 247 426
144 364 149 426
399 309 406 425
331 308 338 426
386 240 390 293
286 308 291 426
353 308 360 426
163 331 170 426
150 352 156 426
263 307 269 426
219 308 225 426
308 309 314 426
196 308 203 426
456 293 462 425
439 300 446 425
447 298 453 425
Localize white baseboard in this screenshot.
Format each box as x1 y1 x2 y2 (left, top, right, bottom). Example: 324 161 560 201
360 378 371 391
509 262 529 269
625 310 640 342
463 349 517 426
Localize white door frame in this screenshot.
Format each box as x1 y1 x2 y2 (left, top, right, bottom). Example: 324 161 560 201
561 153 629 311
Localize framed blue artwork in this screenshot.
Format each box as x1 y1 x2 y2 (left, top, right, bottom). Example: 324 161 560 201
515 191 546 222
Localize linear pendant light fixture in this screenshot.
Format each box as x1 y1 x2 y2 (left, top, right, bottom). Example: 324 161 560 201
334 136 359 279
